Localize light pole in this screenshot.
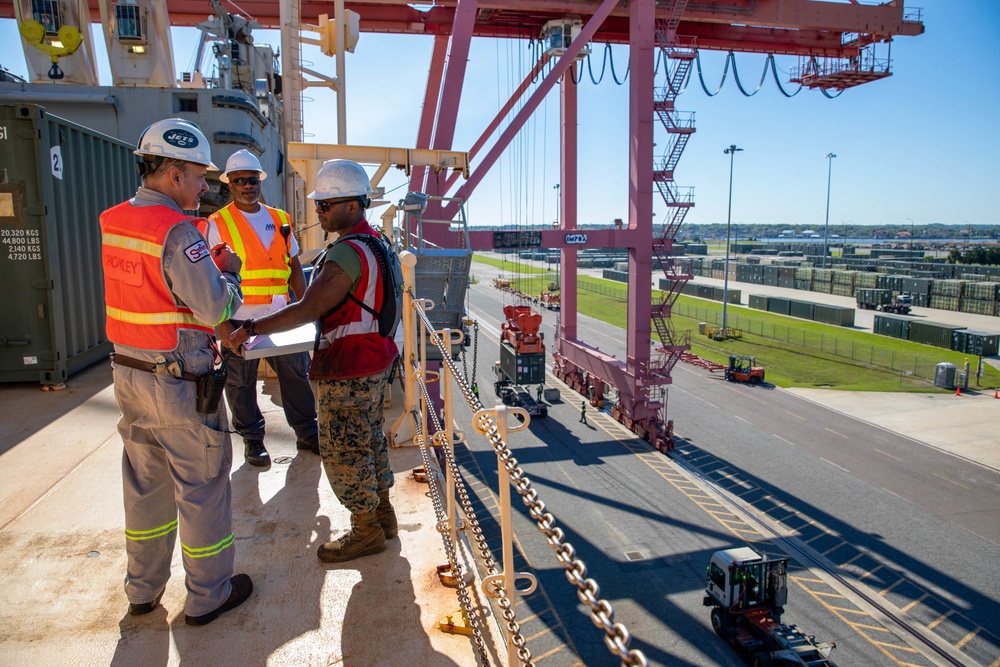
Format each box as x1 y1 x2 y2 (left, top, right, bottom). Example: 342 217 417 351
722 144 743 336
822 152 836 269
907 217 914 251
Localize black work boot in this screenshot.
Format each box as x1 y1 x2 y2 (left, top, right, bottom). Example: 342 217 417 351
376 490 398 539
184 574 254 626
317 510 386 563
244 439 270 467
296 433 320 455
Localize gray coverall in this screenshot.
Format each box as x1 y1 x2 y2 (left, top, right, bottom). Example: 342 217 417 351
111 188 244 617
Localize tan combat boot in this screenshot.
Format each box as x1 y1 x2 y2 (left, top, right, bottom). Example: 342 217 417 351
317 510 386 563
376 490 398 539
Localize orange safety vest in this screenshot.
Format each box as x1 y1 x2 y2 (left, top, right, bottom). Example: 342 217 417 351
310 221 398 380
100 201 215 351
207 203 292 305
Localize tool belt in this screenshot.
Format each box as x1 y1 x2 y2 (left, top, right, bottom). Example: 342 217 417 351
110 351 231 414
109 353 201 381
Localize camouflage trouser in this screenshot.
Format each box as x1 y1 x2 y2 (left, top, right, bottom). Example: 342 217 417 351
316 367 394 514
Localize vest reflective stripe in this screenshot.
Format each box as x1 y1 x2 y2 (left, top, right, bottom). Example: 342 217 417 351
106 305 204 326
310 221 398 380
210 204 292 304
125 519 178 541
181 534 234 559
241 268 291 280
100 201 215 350
102 233 163 257
324 319 380 341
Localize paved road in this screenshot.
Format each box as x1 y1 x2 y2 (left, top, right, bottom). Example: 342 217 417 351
451 280 1000 667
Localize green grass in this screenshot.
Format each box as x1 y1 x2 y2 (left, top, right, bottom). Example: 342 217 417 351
471 255 1000 392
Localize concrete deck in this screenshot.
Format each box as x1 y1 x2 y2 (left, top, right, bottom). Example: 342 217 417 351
1 347 997 666
0 361 481 667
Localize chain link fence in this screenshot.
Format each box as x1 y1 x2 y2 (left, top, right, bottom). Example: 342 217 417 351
575 280 943 385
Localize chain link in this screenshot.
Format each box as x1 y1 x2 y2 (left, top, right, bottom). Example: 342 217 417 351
410 374 492 667
411 297 649 667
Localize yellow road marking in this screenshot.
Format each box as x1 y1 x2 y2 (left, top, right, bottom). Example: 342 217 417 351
932 472 970 490
926 609 954 630
824 427 848 438
955 627 980 650
901 593 928 613
874 448 903 461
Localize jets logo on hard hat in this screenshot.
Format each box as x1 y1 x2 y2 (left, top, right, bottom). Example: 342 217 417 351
163 129 199 149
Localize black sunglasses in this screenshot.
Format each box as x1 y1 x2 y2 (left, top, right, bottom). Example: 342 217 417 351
315 198 355 212
229 176 261 187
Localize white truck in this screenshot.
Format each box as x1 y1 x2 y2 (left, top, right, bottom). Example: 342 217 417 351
704 547 838 667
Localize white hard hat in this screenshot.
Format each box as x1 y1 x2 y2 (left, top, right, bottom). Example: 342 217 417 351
307 159 374 200
220 149 267 183
134 118 218 170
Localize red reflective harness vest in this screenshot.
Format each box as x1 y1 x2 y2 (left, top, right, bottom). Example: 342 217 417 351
100 201 214 350
206 203 291 305
310 221 398 380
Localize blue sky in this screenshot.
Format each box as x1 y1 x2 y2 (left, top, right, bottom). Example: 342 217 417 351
2 0 997 229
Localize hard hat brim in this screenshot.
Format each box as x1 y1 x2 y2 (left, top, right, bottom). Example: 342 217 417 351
220 170 267 184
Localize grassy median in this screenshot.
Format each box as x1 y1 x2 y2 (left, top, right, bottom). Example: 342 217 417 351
472 255 1000 392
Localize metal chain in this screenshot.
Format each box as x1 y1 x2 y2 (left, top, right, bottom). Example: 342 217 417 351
471 321 479 383
409 370 492 667
413 358 535 666
411 299 649 667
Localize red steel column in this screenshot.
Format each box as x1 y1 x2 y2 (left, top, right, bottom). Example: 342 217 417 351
560 63 579 343
425 0 478 248
409 35 449 195
626 0 655 380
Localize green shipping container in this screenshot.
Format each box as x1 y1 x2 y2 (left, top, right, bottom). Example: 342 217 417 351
813 304 855 327
0 105 139 385
766 296 790 315
788 299 815 320
749 294 768 310
873 313 911 340
952 330 1000 357
500 341 546 385
908 321 965 349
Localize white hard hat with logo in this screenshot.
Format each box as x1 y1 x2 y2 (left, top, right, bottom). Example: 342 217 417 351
220 149 267 183
307 159 374 201
134 118 218 170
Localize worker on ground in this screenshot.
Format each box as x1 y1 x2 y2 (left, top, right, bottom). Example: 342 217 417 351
101 118 252 625
203 149 319 468
472 382 479 401
230 160 398 563
580 401 588 424
537 384 543 402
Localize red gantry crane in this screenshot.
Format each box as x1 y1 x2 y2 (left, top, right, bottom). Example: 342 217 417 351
21 1 922 448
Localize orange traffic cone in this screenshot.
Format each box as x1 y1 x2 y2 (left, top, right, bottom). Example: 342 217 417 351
955 386 961 397
994 389 998 399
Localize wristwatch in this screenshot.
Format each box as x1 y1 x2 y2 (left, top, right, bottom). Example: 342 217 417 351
242 318 256 337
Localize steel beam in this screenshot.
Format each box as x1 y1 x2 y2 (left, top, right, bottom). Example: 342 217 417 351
409 35 450 195
559 62 578 344
625 0 655 382
440 0 621 219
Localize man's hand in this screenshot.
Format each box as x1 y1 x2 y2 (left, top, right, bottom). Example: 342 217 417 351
230 324 251 350
211 243 242 274
216 320 240 352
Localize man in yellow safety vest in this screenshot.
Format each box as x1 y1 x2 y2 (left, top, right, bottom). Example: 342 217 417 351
203 149 319 468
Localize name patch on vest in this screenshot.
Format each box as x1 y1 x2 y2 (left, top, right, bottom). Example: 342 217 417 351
185 240 211 263
104 252 143 286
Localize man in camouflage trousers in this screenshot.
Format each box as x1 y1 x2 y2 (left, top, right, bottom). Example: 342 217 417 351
230 160 398 563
